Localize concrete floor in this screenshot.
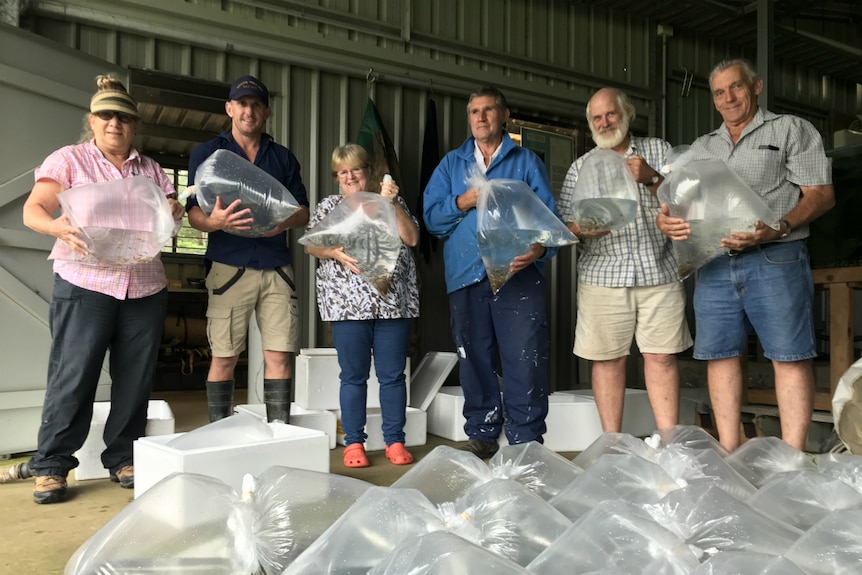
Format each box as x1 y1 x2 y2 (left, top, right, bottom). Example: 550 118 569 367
0 389 536 575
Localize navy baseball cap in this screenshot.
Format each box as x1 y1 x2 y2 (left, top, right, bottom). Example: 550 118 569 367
229 75 269 107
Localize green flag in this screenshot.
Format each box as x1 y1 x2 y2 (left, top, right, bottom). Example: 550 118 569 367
356 98 402 190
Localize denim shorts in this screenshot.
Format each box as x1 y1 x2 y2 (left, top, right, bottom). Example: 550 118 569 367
692 240 816 362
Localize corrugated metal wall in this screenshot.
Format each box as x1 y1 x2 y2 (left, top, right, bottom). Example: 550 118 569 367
18 0 861 389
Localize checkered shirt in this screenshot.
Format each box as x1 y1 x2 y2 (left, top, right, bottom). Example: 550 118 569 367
35 141 175 300
559 136 679 287
689 108 832 241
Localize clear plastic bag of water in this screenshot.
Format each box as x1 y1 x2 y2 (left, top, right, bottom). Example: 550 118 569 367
194 149 301 237
572 432 656 470
568 149 640 233
283 486 445 574
52 176 177 265
390 445 493 506
232 467 373 573
747 469 862 531
815 452 862 494
299 191 401 294
648 425 730 457
784 508 862 574
549 454 680 521
644 483 803 558
723 436 815 488
440 478 572 565
527 499 701 575
653 443 756 501
64 473 242 575
489 441 583 501
691 551 808 574
368 531 533 575
471 166 576 293
657 146 780 279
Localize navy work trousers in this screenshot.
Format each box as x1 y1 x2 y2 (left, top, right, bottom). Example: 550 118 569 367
29 276 168 477
448 266 549 444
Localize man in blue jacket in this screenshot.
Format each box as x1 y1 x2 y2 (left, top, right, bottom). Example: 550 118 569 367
423 86 558 458
187 75 309 423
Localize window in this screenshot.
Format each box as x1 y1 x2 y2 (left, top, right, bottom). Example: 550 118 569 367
161 167 207 255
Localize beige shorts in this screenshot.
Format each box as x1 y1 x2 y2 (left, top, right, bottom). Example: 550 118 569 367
205 262 300 357
573 282 692 361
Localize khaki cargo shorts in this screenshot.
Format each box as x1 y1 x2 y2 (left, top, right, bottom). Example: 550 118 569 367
205 262 300 357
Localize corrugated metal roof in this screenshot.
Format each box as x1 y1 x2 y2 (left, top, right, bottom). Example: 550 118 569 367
575 0 862 84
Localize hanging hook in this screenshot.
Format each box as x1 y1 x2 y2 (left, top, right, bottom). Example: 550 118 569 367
681 68 693 98
366 67 377 99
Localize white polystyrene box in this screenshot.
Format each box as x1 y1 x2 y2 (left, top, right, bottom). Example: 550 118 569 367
426 386 469 442
294 348 411 410
133 421 329 498
334 407 426 452
542 393 605 452
235 403 337 449
74 400 175 481
0 390 45 458
563 388 698 434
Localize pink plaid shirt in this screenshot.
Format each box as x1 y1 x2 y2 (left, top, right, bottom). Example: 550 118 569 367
36 141 175 300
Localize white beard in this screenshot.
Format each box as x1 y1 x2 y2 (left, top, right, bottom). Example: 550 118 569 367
591 115 630 149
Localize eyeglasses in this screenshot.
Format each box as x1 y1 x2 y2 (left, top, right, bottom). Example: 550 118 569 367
94 111 135 123
336 166 365 178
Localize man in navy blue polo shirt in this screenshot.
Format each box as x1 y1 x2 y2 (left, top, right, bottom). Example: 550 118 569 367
187 75 309 423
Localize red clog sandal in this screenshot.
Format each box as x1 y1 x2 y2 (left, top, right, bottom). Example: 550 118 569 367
343 443 369 468
385 442 414 465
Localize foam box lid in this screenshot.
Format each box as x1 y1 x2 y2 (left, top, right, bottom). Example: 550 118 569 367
299 347 337 356
409 352 459 411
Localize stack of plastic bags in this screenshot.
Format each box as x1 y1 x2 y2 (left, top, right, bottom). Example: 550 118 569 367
53 175 178 265
67 426 862 574
193 149 302 237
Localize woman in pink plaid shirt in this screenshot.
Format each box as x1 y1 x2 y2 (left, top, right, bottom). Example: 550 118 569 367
20 74 184 505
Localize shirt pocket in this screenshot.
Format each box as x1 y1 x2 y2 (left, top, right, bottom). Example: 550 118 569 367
751 148 784 190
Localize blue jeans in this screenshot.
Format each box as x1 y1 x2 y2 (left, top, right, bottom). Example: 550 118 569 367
448 267 550 444
693 240 816 361
331 318 412 446
29 276 168 477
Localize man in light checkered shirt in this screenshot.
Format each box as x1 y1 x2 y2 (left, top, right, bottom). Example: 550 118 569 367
560 88 693 435
657 58 835 452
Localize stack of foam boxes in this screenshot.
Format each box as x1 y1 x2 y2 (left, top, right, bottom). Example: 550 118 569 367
238 349 459 452
427 387 698 452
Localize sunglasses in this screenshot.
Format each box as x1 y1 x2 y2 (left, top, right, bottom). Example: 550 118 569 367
94 111 135 123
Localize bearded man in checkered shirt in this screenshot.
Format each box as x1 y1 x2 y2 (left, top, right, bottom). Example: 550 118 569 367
560 87 693 436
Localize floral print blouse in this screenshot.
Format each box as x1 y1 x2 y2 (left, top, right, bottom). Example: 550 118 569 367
307 194 420 321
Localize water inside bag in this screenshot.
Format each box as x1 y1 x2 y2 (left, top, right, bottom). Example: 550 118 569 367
299 192 401 294
194 149 301 237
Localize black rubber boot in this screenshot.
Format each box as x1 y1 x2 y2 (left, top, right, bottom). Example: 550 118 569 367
264 378 291 423
206 380 235 422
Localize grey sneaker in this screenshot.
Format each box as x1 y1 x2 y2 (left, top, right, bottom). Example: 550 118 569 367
110 465 134 489
459 438 500 459
33 475 68 504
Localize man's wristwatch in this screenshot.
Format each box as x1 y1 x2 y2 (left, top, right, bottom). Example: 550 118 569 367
780 219 792 238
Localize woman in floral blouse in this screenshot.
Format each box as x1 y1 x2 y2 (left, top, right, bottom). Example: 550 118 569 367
304 144 419 468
